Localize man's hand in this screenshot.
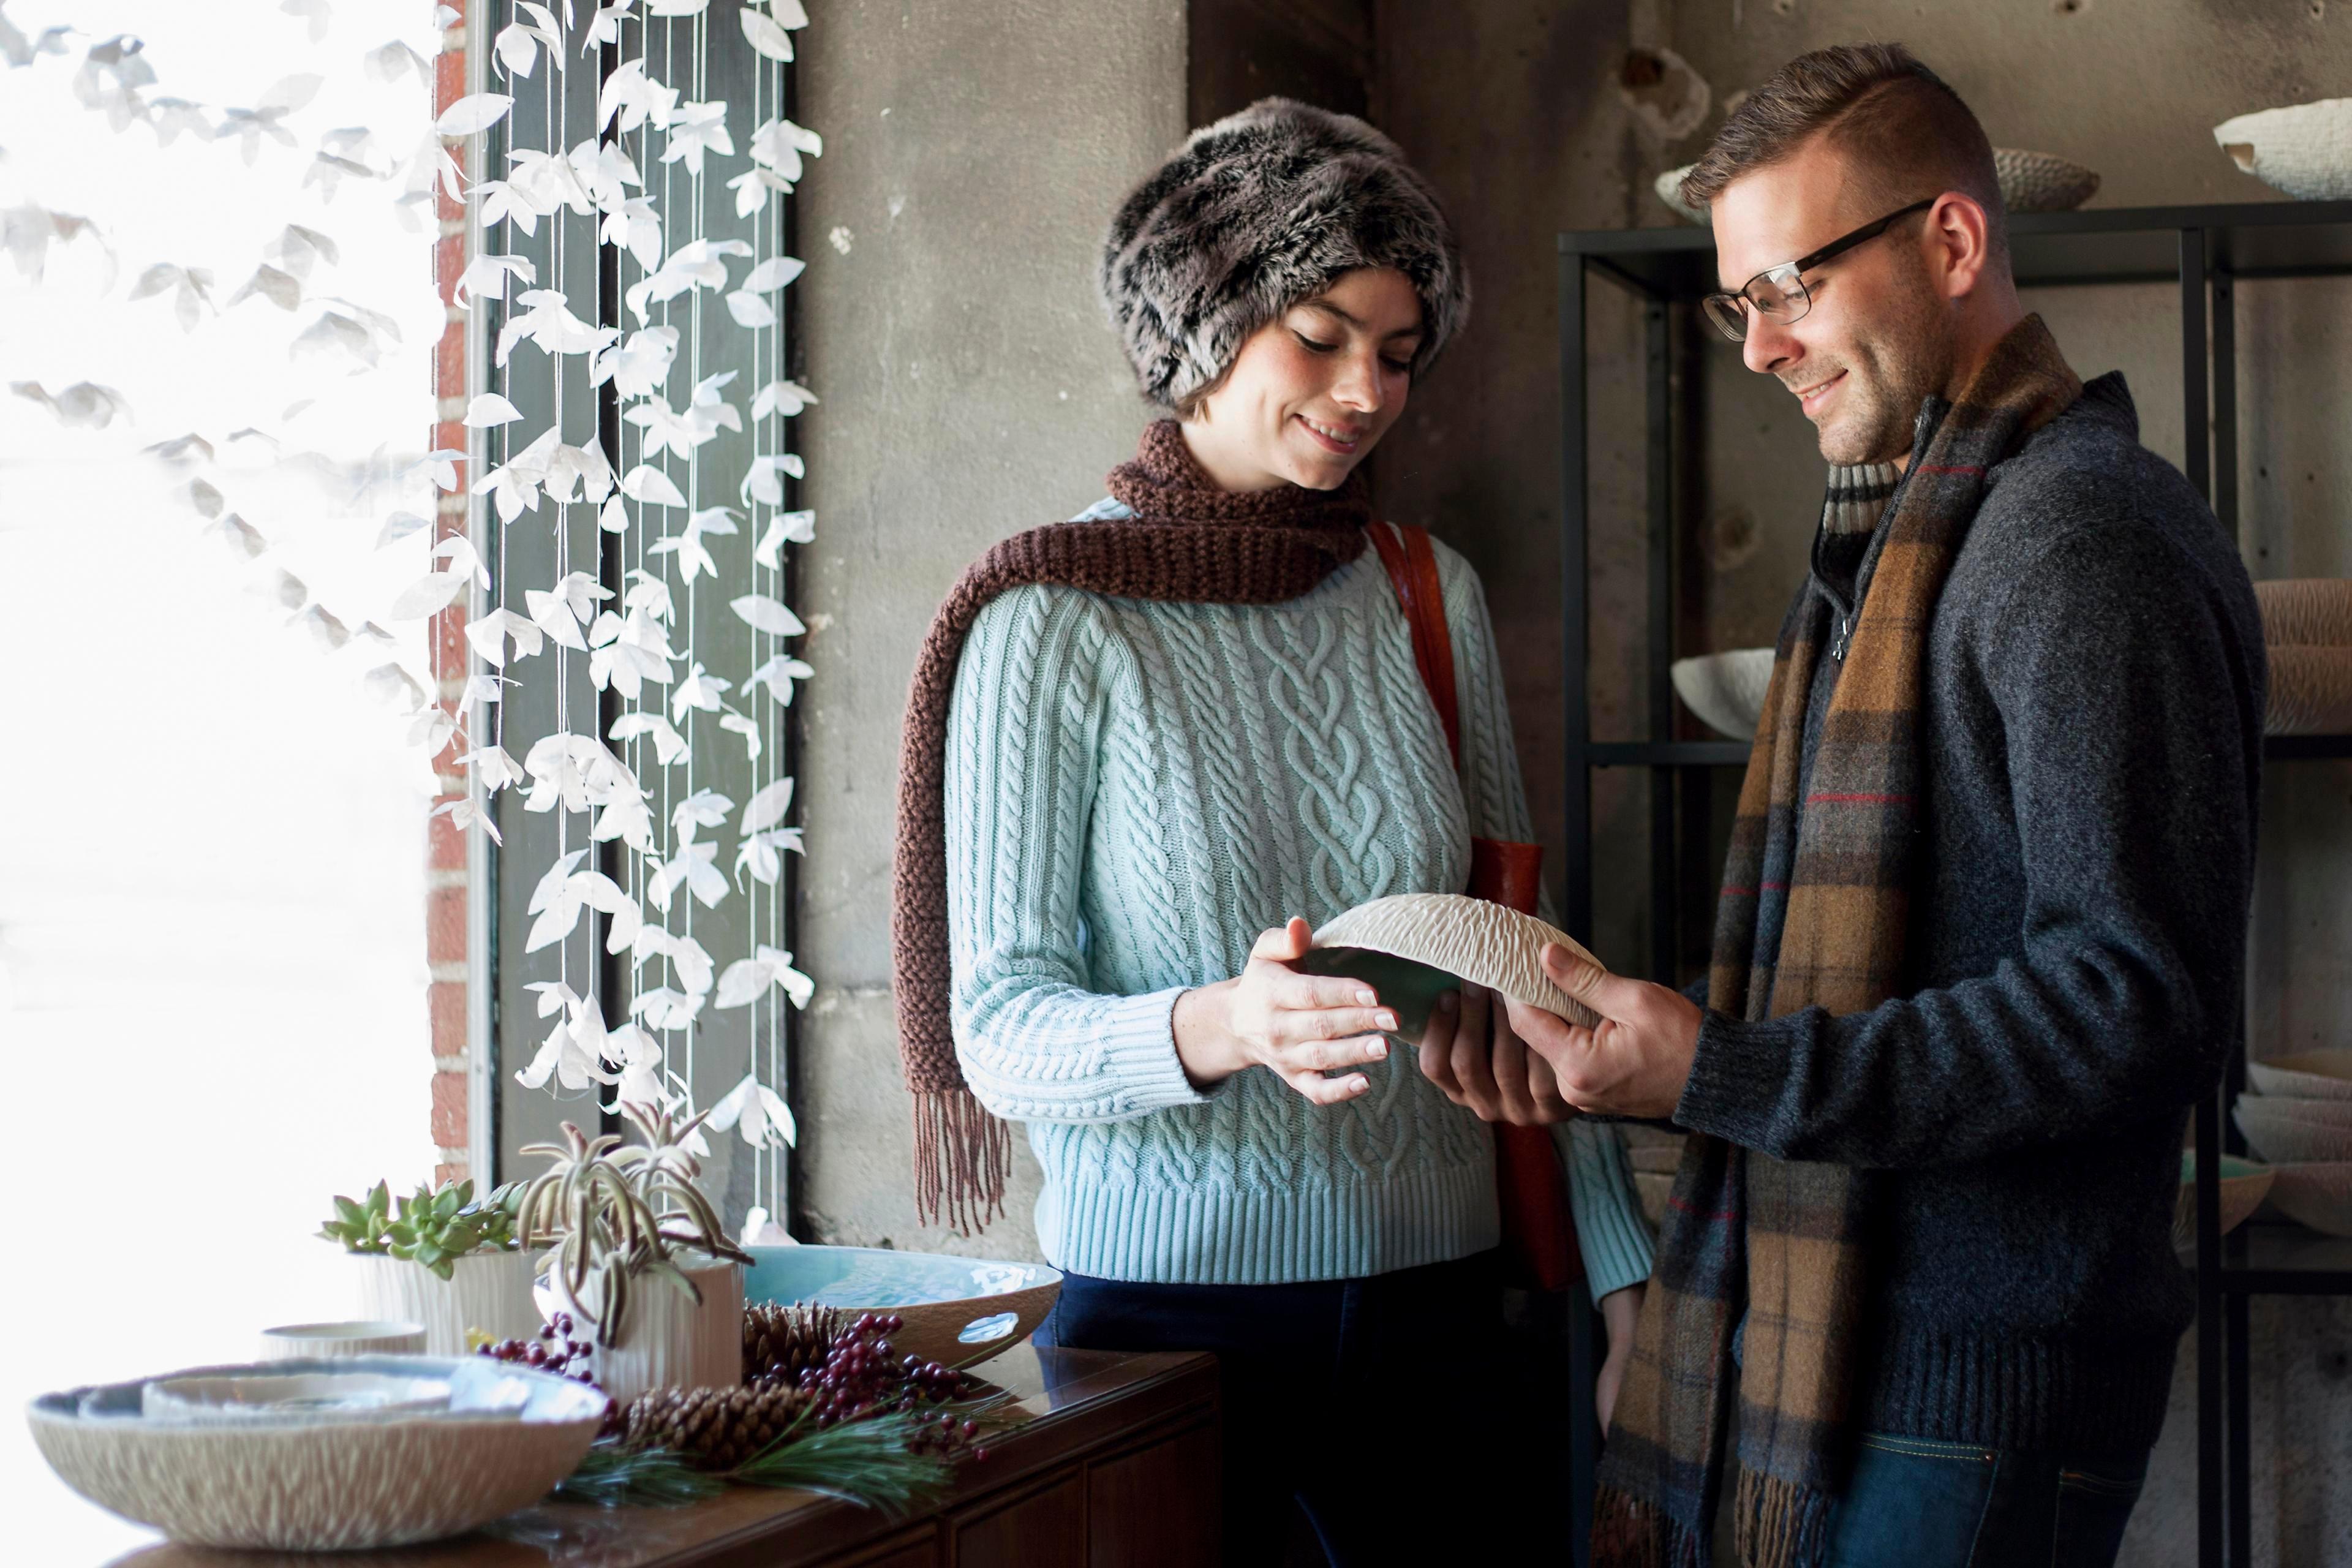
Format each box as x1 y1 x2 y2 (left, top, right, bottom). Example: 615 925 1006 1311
1415 981 1573 1124
1501 942 1703 1121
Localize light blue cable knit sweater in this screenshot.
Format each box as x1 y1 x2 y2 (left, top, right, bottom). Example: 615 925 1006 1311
944 497 1654 1295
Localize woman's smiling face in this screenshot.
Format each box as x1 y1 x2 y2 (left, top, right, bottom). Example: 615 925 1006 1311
1181 266 1424 493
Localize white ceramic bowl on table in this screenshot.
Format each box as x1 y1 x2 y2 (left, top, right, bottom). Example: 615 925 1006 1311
744 1246 1061 1371
2234 1095 2352 1165
2174 1152 2274 1251
27 1354 605 1551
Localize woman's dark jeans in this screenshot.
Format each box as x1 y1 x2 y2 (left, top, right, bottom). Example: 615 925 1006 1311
1037 1250 1528 1567
1819 1431 2150 1567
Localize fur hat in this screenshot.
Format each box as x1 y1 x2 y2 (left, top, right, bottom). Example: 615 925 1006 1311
1099 97 1469 412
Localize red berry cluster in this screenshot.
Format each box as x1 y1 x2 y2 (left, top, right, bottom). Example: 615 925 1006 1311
799 1312 990 1463
476 1310 598 1384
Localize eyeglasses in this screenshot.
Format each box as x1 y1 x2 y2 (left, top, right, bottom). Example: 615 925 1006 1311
1700 198 1936 342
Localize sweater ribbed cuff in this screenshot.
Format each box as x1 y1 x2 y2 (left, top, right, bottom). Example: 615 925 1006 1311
1088 985 1211 1115
1673 1008 1803 1152
1558 1120 1656 1302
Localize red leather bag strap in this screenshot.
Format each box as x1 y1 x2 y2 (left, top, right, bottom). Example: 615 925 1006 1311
1365 521 1460 767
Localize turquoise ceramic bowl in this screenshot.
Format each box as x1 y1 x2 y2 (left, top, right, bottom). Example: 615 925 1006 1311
743 1246 1061 1371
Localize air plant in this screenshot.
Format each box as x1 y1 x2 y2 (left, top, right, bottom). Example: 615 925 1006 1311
516 1100 755 1348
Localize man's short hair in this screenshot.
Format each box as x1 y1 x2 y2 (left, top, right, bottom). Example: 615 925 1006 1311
1681 42 2007 262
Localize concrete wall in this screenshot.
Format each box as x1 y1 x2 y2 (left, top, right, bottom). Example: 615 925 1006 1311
792 0 1186 1259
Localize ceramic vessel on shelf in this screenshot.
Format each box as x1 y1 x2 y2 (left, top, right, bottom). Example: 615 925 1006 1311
1670 649 1775 741
1654 164 1708 224
743 1245 1061 1371
2246 1048 2352 1102
1991 149 2100 212
2174 1152 2274 1251
258 1320 424 1360
2266 648 2352 736
2254 579 2352 647
353 1247 541 1356
2233 1095 2352 1164
28 1354 605 1551
2213 99 2352 201
2263 1163 2352 1237
542 1251 742 1405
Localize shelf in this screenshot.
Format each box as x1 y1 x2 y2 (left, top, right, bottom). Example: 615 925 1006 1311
2266 734 2352 761
1561 200 2352 301
1582 741 1749 767
2211 1223 2352 1295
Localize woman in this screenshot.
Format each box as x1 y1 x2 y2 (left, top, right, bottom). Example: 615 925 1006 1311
890 99 1651 1564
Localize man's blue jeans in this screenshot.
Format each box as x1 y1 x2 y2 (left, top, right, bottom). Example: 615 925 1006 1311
1817 1431 2150 1567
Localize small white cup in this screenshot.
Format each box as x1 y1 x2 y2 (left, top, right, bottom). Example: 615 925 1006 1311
258 1319 428 1359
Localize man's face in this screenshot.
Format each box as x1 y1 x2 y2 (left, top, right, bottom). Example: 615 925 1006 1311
1711 145 1954 466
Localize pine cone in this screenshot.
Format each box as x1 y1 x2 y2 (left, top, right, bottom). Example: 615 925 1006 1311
744 1302 848 1389
617 1382 813 1471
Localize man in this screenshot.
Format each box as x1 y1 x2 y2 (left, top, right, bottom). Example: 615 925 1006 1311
1506 43 2264 1568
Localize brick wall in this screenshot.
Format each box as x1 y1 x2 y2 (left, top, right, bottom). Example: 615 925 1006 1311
428 1 473 1188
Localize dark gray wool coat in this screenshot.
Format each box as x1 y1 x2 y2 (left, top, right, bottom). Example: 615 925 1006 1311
1675 372 2266 1458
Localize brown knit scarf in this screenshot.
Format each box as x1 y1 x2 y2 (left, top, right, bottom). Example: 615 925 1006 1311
890 420 1374 1232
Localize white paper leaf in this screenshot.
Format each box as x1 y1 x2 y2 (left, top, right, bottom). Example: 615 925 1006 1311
436 92 515 137
619 464 685 507
391 571 470 620
741 776 795 835
375 511 428 548
729 594 805 637
769 0 809 24
742 256 805 294
465 391 522 427
724 290 775 329
754 509 816 567
739 8 794 61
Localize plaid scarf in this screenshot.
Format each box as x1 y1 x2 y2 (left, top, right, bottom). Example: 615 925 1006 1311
1593 315 2082 1568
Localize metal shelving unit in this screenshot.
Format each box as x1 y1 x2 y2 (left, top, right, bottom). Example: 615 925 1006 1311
1556 200 2352 1568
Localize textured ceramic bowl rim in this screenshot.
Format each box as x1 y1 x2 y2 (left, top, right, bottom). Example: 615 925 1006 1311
260 1319 426 1344
32 1355 609 1432
744 1245 1061 1303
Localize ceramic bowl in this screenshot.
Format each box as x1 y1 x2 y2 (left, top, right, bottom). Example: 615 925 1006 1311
1670 649 1775 741
1654 164 1707 225
2214 98 2352 202
1297 893 1606 1042
2264 1163 2352 1237
27 1355 605 1551
1994 149 2101 213
2253 578 2352 647
2245 1049 2352 1102
2174 1153 2274 1250
2234 1096 2352 1164
258 1320 425 1360
742 1246 1060 1371
2265 647 2352 736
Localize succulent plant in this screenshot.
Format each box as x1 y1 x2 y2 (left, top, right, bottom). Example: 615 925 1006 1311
318 1177 524 1280
516 1100 753 1346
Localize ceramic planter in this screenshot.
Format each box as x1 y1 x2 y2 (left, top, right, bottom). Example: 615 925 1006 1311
2214 99 2352 202
352 1249 542 1355
546 1253 743 1404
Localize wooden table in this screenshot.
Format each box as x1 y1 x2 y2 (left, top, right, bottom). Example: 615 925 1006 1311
83 1346 1220 1568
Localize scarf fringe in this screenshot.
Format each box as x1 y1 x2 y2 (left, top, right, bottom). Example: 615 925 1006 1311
1593 1485 1703 1568
1732 1466 1834 1568
911 1087 1011 1235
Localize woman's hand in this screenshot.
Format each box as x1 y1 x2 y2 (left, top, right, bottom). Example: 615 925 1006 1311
1597 1283 1645 1432
1173 918 1396 1104
1414 981 1574 1124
